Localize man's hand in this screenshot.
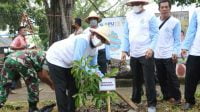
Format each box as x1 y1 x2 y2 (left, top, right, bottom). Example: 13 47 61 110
172 54 178 63
121 52 127 63
145 48 153 59
181 49 188 58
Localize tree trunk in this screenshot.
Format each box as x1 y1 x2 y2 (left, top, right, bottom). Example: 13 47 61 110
45 0 74 46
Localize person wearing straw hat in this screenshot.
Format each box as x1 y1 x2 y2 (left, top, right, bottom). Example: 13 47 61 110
84 11 110 74
46 26 110 112
84 11 102 32
121 0 159 112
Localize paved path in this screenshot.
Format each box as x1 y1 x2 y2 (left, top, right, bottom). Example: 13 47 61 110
8 83 56 102
8 82 187 102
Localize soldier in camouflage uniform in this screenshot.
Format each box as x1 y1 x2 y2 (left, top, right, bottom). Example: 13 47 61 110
0 50 54 112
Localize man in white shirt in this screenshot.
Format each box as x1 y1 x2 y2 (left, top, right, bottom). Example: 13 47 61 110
181 8 200 110
154 0 181 104
46 26 110 112
121 0 158 111
84 11 110 74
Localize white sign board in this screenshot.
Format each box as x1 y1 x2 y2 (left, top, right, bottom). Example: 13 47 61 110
99 78 116 91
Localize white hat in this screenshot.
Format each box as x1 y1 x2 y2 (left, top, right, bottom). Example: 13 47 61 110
85 11 101 23
90 26 110 45
126 0 149 6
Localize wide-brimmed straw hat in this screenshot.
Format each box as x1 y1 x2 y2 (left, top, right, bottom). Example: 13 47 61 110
85 11 101 23
126 0 149 6
90 26 110 45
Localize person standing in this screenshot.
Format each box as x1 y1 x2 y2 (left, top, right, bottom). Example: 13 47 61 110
46 26 110 112
71 18 83 36
121 0 158 111
181 8 200 110
10 26 28 50
84 11 110 74
154 0 181 104
9 26 29 94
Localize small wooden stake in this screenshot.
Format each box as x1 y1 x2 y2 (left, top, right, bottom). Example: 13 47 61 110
107 91 111 112
115 90 138 110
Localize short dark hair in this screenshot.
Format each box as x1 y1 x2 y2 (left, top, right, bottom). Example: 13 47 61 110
75 18 82 26
18 26 26 32
159 0 171 9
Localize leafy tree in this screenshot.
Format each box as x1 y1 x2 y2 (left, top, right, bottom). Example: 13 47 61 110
0 0 29 35
1 0 199 48
155 0 200 6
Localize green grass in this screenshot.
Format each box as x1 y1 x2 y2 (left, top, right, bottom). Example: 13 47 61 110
1 91 200 112
0 100 57 112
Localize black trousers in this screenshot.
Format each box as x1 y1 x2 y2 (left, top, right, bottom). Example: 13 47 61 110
98 49 107 74
47 61 78 112
185 55 200 104
155 58 181 100
130 56 157 107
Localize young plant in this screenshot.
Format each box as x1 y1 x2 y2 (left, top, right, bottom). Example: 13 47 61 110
71 57 118 109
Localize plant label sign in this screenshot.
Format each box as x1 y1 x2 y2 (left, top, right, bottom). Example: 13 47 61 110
99 78 116 91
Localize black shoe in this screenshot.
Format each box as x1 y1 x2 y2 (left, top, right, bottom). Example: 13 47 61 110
182 103 193 110
29 107 39 112
0 102 4 108
174 99 181 105
39 103 56 112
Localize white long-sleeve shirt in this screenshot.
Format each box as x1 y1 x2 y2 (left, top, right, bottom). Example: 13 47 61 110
154 16 181 59
46 33 97 68
122 10 159 58
182 8 200 56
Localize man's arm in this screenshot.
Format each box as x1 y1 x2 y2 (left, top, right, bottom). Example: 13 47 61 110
73 38 88 61
172 21 181 55
121 20 130 61
149 16 159 51
37 69 54 90
121 21 130 53
182 11 197 50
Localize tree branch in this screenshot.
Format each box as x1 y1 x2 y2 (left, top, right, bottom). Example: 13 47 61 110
101 0 120 13
88 0 105 18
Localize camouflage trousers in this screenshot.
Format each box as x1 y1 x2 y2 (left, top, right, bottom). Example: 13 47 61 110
0 58 39 105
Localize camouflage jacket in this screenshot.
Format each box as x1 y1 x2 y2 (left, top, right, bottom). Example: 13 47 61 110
6 50 46 72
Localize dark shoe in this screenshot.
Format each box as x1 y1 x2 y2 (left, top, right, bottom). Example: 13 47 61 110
168 98 175 103
29 107 39 112
174 99 181 105
168 98 181 105
39 103 56 112
0 102 4 108
182 103 193 110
